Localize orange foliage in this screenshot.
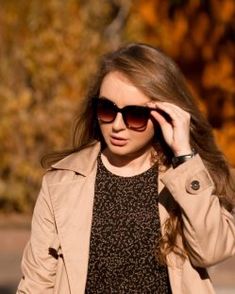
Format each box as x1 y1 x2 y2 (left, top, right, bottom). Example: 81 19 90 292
136 0 235 164
0 0 234 212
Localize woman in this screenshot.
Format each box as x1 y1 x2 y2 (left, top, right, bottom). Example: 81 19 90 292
17 43 235 293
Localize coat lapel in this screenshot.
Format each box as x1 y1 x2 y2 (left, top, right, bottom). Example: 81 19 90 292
48 142 100 293
49 167 97 294
158 169 184 293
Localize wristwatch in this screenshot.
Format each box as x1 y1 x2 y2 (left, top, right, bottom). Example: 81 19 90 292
172 149 196 168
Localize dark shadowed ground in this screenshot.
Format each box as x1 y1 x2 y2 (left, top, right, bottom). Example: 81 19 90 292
0 214 234 294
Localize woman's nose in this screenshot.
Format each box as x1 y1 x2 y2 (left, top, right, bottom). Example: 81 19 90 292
112 112 126 131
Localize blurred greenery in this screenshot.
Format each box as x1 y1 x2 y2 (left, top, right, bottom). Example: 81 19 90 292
0 0 234 212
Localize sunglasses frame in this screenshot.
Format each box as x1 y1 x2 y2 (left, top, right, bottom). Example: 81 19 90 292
93 97 157 130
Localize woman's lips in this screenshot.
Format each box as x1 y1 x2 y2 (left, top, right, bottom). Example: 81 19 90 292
110 136 128 146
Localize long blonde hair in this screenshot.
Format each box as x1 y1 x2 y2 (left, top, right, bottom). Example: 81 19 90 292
42 43 234 263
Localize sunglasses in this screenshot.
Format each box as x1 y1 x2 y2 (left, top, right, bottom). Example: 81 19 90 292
94 97 157 130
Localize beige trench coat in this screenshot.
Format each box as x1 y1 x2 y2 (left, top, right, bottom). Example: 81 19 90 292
17 141 235 294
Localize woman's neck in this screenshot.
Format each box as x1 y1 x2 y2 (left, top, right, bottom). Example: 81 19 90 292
101 146 156 177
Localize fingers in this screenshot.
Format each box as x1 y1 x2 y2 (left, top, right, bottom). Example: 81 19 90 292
147 102 190 126
147 101 192 156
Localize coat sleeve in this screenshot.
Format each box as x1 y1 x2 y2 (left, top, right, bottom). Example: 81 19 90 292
17 173 58 293
161 154 235 268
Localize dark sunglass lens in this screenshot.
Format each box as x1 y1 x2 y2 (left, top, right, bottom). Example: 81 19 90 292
124 106 150 129
97 99 116 122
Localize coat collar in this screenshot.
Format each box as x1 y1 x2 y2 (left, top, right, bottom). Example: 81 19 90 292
51 141 101 176
50 140 172 181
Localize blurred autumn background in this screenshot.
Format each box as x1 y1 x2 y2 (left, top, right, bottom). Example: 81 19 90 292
0 0 235 214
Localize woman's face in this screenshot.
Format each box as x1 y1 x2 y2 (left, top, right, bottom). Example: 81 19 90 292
98 71 155 160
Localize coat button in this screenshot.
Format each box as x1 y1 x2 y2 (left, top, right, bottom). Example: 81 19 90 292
191 180 200 190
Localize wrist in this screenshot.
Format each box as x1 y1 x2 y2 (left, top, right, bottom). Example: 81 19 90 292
173 147 193 157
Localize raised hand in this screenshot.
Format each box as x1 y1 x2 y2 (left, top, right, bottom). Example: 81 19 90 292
147 101 192 156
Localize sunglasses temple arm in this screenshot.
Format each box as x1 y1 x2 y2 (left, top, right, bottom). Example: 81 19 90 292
148 107 158 111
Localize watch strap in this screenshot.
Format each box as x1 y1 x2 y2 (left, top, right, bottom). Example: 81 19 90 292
172 150 196 168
